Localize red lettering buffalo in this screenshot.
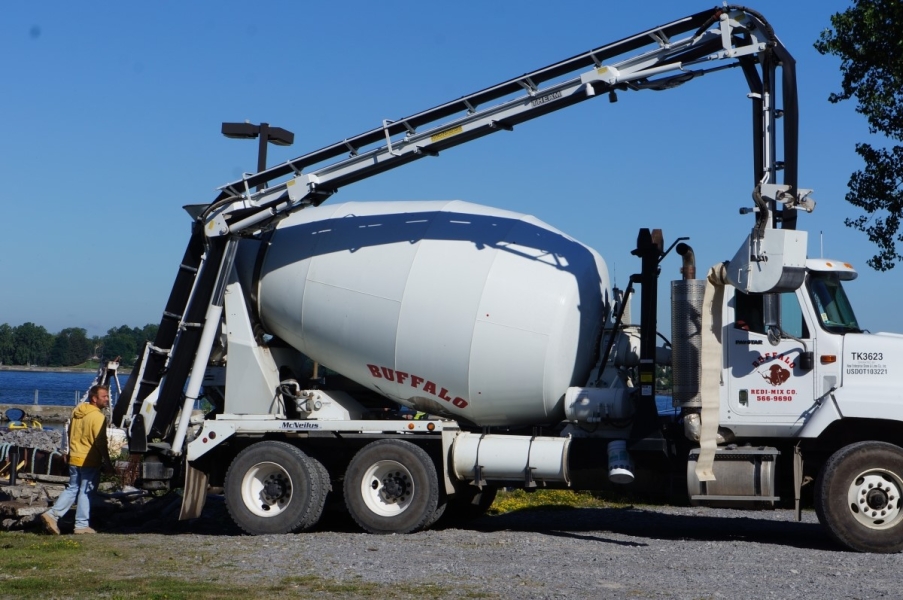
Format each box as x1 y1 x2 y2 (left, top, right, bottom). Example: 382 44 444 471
366 364 468 408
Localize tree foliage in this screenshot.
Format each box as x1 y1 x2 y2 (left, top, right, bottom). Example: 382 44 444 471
49 327 93 367
12 322 54 366
0 324 14 366
0 322 157 367
815 0 903 270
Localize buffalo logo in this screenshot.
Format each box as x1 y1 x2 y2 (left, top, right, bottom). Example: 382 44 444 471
760 364 791 386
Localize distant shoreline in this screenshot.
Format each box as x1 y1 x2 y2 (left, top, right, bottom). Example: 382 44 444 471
0 365 95 374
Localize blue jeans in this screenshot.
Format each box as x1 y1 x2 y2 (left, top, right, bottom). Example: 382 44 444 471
49 465 100 530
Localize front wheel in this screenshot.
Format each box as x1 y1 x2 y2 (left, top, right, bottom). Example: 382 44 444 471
815 441 903 553
344 440 439 534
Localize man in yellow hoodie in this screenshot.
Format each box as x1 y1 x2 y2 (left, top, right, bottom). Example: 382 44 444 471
41 385 113 535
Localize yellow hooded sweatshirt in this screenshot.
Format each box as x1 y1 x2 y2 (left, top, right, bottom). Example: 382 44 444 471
68 403 108 468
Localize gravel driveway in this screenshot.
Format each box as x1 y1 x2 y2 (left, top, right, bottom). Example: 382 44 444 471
92 497 902 599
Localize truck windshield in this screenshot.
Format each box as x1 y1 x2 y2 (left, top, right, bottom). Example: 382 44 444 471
807 272 861 333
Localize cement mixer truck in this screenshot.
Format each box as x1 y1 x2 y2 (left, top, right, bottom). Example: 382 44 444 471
109 7 903 553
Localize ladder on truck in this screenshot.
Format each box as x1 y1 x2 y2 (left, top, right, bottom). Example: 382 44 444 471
112 6 810 453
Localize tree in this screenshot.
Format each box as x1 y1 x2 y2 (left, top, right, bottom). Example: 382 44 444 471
13 322 54 366
101 325 138 366
50 327 92 366
815 0 903 270
98 324 158 366
0 324 14 365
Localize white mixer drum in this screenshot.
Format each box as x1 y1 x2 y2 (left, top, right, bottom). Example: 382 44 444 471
244 200 611 426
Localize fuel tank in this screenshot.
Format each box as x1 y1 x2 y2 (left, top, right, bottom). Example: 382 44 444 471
237 200 611 426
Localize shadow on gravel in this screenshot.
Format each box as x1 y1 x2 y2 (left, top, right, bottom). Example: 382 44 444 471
95 493 359 536
93 493 838 553
463 506 838 552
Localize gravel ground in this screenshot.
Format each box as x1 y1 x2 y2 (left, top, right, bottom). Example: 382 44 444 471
82 497 903 599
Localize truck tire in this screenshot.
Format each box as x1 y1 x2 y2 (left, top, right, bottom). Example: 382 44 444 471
815 441 903 553
224 441 325 535
343 439 439 534
305 455 331 529
423 496 448 529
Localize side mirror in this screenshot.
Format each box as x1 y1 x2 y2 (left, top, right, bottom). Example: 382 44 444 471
799 351 815 371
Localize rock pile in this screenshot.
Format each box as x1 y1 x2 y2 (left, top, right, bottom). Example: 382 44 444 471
0 427 63 454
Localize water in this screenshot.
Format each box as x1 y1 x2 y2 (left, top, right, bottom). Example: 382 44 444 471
0 370 100 406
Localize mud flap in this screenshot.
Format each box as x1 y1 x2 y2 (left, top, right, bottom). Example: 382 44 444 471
794 444 803 522
179 461 209 520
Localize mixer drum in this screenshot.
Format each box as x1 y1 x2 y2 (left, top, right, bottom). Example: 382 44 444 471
239 200 611 426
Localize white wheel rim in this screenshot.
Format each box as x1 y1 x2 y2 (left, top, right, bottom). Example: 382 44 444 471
847 468 903 530
241 461 293 518
360 459 415 517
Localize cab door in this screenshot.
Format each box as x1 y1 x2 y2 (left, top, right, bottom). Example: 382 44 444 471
725 290 816 421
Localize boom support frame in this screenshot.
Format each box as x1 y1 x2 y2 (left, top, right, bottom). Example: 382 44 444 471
113 5 808 452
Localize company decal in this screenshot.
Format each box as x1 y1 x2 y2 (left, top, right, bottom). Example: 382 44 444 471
531 90 562 108
752 352 796 369
281 421 321 430
366 364 468 408
430 126 463 143
750 352 797 402
846 351 888 376
735 339 763 345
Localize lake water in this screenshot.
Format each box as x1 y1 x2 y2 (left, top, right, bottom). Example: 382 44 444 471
0 370 103 406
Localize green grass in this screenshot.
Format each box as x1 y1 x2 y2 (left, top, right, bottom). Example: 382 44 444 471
274 575 462 598
0 491 645 599
72 359 101 370
0 533 482 600
487 488 623 515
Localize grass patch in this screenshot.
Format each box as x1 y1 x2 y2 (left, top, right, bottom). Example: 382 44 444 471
274 575 457 598
487 489 616 515
0 532 480 600
72 359 101 370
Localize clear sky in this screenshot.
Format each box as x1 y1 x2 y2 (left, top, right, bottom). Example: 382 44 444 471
2 1 897 339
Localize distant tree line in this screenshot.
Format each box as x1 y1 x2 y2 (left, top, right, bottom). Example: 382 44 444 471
0 323 158 368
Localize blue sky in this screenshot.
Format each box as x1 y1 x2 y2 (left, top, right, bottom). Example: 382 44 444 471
2 1 898 339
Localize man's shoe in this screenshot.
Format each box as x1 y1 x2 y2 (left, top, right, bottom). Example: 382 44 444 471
40 511 60 535
73 527 96 535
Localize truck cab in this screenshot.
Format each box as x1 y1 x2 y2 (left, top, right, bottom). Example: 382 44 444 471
723 259 860 439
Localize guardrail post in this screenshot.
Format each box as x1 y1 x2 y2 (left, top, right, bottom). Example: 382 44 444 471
9 446 18 486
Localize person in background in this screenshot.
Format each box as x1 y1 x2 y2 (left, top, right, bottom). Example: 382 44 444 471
40 385 113 535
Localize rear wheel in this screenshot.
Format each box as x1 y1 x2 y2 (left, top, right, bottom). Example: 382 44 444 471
344 439 439 534
224 441 325 535
815 441 903 553
305 455 331 530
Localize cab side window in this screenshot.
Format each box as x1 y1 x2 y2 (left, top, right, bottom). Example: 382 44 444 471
780 291 810 338
734 291 764 334
734 291 809 338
